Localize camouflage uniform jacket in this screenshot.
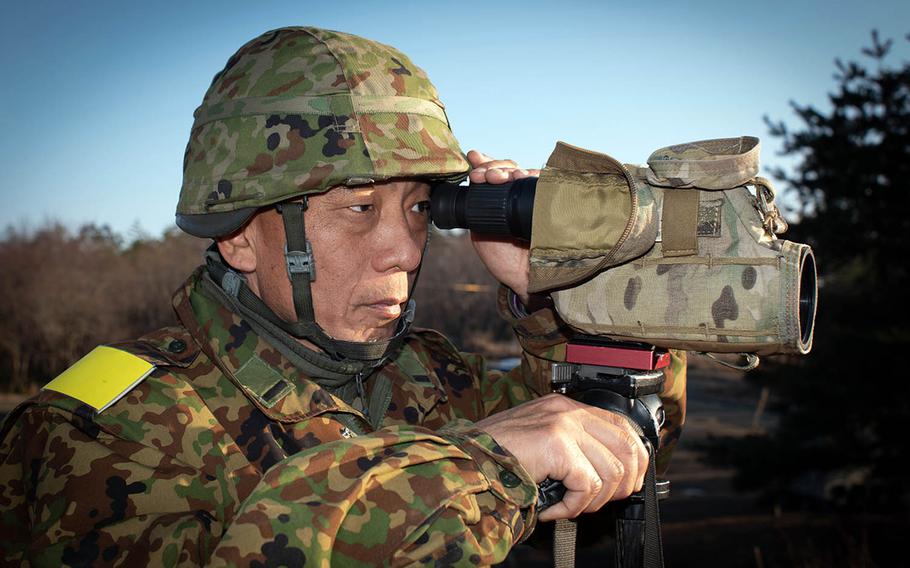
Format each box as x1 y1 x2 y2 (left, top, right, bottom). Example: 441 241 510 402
0 269 686 567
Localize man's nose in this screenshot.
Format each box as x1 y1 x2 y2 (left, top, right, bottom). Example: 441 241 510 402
372 212 424 273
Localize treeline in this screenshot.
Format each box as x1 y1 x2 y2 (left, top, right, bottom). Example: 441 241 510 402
0 224 514 393
701 31 910 523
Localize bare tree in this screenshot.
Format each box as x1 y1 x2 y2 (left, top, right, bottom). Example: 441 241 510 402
0 223 207 392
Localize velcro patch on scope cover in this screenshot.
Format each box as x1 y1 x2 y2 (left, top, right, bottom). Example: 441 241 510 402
43 346 156 413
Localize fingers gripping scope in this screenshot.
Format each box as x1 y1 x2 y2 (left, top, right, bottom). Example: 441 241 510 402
430 138 819 358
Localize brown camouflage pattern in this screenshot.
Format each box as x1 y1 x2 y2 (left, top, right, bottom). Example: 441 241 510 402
534 138 815 355
646 136 761 190
553 174 815 355
178 27 469 219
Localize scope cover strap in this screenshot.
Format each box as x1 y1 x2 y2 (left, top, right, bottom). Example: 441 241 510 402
553 519 577 568
661 189 699 257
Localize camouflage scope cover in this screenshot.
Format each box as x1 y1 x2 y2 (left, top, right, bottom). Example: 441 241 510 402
177 27 470 238
528 137 817 356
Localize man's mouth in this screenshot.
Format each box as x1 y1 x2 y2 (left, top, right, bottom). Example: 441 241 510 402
365 298 406 318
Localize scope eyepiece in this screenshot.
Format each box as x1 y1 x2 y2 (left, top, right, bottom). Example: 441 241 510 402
430 177 537 241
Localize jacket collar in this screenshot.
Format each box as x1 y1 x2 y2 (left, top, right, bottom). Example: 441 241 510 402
172 268 448 427
173 268 358 423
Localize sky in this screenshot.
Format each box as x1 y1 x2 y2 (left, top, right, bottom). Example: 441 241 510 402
1 0 908 239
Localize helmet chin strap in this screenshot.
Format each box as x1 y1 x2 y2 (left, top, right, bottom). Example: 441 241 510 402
212 199 423 366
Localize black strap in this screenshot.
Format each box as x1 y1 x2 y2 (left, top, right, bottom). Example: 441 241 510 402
614 442 664 568
205 201 419 364
642 443 664 568
229 263 404 363
279 202 317 323
277 200 419 362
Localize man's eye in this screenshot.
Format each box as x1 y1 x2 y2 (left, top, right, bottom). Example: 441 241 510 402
411 201 431 214
349 204 373 213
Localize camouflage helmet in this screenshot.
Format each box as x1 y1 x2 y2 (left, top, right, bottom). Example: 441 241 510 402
176 26 470 238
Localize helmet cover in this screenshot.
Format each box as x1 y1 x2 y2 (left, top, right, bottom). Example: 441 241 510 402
177 26 469 237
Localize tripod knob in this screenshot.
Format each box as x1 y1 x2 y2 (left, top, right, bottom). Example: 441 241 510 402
537 477 567 510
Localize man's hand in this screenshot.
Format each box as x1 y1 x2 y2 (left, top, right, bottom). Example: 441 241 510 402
475 394 649 522
466 150 540 305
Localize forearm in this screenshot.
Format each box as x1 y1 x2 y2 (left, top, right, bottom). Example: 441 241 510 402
211 423 537 566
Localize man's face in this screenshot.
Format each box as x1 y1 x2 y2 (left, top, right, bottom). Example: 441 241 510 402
244 179 431 343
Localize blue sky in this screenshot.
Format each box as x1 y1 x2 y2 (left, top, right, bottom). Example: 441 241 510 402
1 0 908 238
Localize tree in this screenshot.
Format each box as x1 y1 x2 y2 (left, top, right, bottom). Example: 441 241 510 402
702 31 910 520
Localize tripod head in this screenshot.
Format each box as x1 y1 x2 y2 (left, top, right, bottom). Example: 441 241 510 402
538 337 672 568
538 337 672 509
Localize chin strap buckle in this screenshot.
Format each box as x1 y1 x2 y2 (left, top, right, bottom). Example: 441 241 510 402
286 241 316 282
221 269 245 298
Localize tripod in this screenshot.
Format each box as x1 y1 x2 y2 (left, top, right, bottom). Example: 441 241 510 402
538 337 670 568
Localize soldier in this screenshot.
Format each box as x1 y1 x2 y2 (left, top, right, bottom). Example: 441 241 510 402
0 27 686 566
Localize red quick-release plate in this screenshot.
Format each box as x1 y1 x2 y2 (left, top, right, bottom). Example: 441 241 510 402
566 343 671 371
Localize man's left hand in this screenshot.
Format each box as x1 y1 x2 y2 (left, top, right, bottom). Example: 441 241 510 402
466 150 540 305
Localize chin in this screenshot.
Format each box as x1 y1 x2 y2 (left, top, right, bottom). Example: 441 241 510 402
356 323 398 343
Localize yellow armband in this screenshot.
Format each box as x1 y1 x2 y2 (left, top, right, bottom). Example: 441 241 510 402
43 346 155 412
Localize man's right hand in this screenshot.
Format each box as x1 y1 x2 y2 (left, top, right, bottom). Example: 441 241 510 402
475 393 648 522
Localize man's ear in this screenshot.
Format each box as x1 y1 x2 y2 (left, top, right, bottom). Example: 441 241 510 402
216 224 258 274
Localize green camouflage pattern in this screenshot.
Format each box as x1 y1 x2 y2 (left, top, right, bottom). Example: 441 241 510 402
533 138 814 355
654 349 686 475
0 269 687 566
178 27 469 221
0 269 541 565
